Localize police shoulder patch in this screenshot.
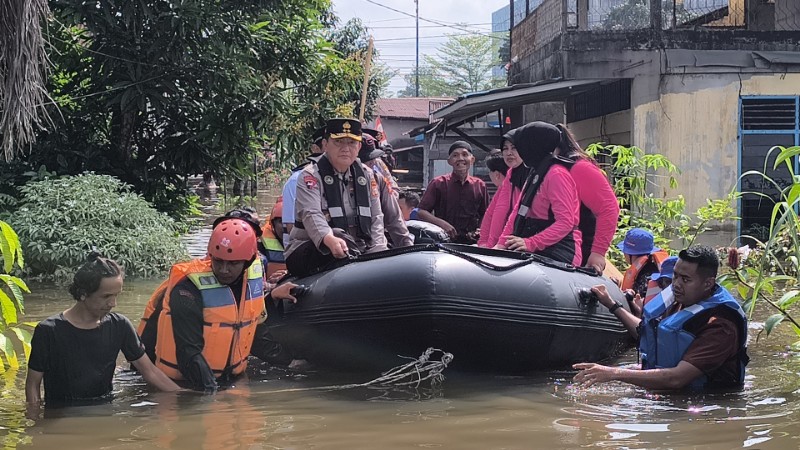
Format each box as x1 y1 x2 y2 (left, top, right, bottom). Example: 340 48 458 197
370 177 379 198
304 175 318 190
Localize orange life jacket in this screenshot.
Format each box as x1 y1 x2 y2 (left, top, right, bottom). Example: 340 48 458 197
621 250 670 303
140 258 265 380
260 217 287 277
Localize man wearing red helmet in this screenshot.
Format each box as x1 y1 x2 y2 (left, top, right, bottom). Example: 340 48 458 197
138 218 298 391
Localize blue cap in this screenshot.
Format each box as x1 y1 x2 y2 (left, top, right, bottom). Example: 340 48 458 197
616 228 660 255
650 256 678 281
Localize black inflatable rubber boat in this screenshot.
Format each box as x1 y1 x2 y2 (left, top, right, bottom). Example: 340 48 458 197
269 244 632 373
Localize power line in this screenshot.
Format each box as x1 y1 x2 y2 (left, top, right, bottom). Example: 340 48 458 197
370 24 492 29
374 33 507 42
363 0 499 39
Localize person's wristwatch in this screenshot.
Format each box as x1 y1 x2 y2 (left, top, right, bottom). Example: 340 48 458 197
607 301 623 314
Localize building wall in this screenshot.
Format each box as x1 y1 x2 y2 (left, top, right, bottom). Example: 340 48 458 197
510 0 563 64
522 101 565 125
568 109 631 148
631 72 800 245
380 117 427 151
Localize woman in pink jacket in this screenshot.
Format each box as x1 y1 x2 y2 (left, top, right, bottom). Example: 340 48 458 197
552 124 620 273
495 122 582 266
478 131 529 248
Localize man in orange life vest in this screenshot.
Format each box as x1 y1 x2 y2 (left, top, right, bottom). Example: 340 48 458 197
138 218 298 391
618 228 670 306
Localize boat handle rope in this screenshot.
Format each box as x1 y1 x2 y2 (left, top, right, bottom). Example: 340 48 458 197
331 243 601 276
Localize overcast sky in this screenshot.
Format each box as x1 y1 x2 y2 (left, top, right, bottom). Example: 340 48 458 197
332 0 509 95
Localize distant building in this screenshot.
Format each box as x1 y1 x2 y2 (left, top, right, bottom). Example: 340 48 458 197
491 1 526 79
372 97 453 187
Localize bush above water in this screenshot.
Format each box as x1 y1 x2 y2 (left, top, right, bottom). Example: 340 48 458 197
6 173 188 280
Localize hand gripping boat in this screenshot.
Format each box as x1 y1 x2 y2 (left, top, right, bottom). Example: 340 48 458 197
269 244 632 373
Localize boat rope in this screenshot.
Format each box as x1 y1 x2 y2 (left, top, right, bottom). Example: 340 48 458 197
329 243 600 276
254 348 454 395
434 243 553 272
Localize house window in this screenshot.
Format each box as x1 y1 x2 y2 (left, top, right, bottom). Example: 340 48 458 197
739 97 800 242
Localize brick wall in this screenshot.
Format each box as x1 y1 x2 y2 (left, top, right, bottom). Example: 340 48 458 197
510 0 564 62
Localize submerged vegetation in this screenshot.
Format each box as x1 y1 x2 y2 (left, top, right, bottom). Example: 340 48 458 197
5 174 187 281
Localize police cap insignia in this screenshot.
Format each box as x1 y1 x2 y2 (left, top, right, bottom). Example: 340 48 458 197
326 118 362 141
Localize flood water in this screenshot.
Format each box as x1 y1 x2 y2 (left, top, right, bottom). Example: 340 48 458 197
3 188 800 449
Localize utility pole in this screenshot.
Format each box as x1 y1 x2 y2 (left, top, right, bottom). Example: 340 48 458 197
415 0 420 97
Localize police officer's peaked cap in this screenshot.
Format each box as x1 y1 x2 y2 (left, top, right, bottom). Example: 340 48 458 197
312 126 326 146
326 118 362 141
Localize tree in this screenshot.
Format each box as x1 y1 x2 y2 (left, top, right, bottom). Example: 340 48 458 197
267 17 390 166
397 64 450 98
2 1 383 213
398 34 505 98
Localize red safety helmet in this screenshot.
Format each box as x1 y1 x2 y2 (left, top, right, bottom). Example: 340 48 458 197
271 198 283 220
207 218 257 261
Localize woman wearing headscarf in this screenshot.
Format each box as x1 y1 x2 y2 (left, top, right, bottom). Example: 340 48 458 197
552 124 620 273
478 130 530 248
495 122 582 266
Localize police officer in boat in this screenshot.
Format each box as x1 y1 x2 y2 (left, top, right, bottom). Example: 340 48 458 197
284 118 388 277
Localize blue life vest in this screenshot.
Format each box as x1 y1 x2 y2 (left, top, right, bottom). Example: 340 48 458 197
639 285 748 390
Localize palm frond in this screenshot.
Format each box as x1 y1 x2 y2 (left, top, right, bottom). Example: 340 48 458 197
0 0 55 161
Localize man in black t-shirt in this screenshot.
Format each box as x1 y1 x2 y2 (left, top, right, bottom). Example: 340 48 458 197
26 254 179 409
28 312 154 403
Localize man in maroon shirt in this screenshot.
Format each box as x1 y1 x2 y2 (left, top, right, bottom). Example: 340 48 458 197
417 141 489 244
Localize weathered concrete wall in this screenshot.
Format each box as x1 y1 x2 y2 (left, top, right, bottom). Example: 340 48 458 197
631 72 800 245
523 101 565 125
568 109 631 148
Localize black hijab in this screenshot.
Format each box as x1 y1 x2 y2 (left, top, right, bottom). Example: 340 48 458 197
512 122 561 169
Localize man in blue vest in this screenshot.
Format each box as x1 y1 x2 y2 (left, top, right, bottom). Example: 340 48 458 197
573 245 749 391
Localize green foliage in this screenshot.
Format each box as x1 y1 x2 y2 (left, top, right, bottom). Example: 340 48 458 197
398 33 506 97
586 143 737 266
6 173 188 280
718 146 800 347
0 220 33 372
11 1 381 212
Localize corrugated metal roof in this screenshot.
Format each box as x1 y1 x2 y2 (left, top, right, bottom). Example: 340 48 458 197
430 79 608 124
376 97 454 120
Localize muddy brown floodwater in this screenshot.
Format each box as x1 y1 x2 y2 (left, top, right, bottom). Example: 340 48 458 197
2 188 800 449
